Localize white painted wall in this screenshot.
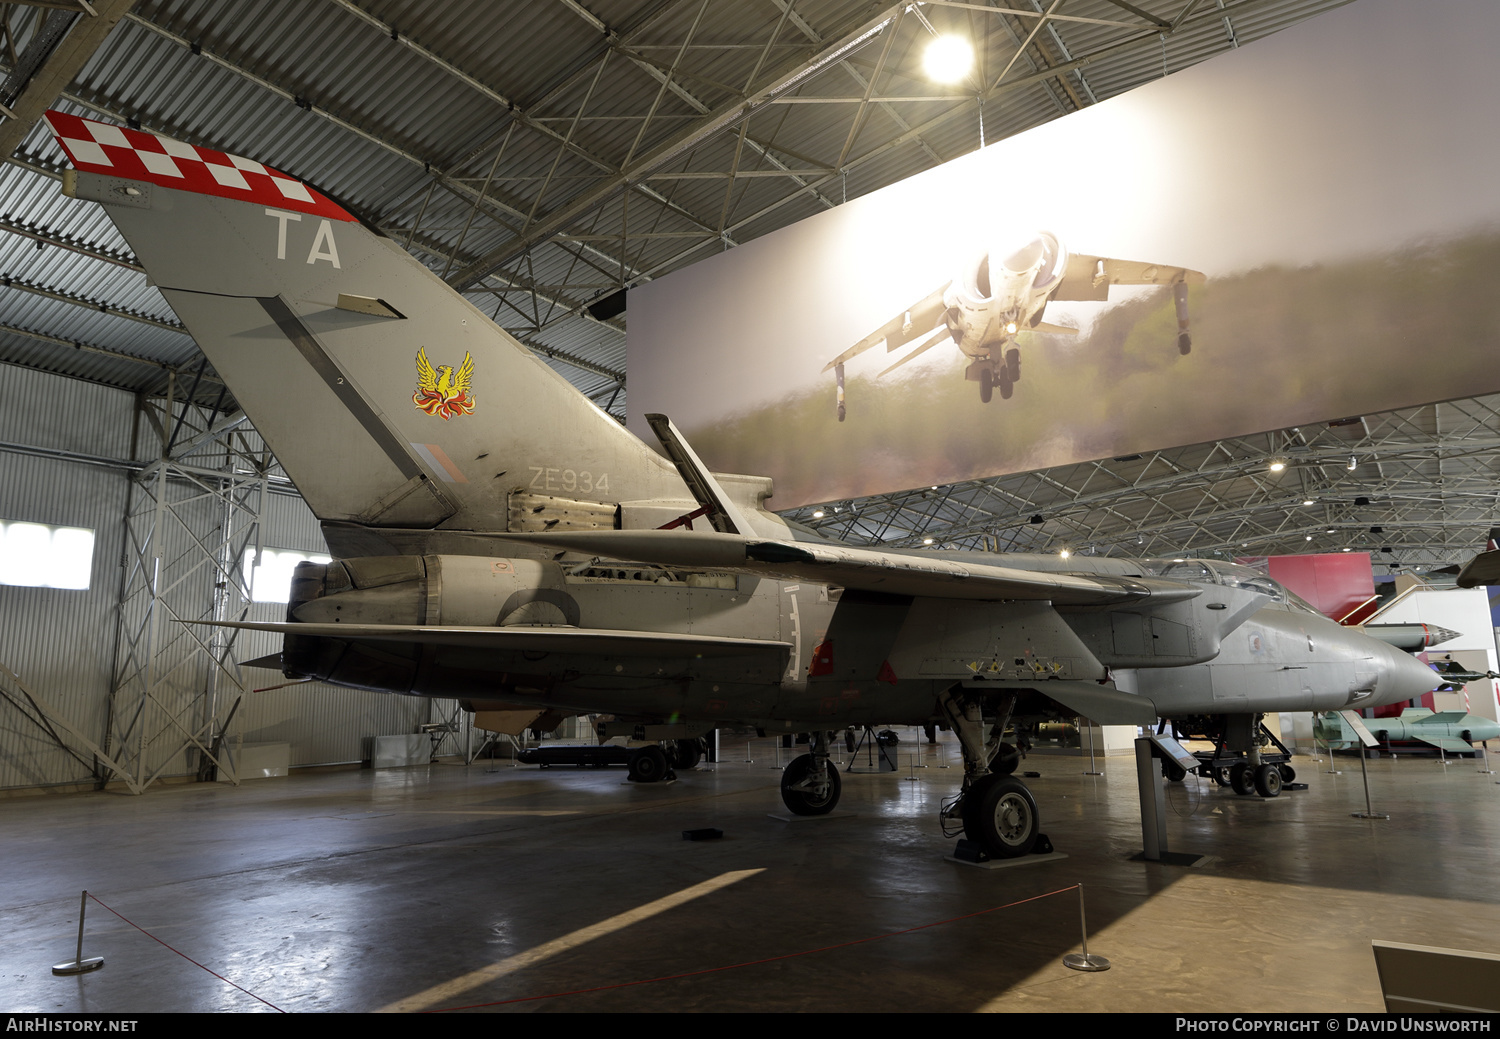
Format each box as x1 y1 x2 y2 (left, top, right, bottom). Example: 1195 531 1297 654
1369 587 1500 722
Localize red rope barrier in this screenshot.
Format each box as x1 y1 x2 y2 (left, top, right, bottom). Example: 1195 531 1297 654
85 893 286 1013
430 882 1082 1012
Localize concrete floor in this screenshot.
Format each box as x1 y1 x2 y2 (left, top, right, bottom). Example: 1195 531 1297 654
4 733 1500 1014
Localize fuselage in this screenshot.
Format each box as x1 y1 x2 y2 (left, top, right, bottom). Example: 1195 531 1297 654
281 546 1438 731
943 233 1067 359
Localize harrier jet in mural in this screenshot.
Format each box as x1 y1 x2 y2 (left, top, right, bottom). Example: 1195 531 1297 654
822 232 1205 418
48 111 1436 861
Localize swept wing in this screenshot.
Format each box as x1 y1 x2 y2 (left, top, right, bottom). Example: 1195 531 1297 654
821 283 949 373
488 529 1199 607
192 620 790 659
1050 253 1206 302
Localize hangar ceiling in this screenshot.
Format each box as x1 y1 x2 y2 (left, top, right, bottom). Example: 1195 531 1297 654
1 0 1491 570
783 394 1500 572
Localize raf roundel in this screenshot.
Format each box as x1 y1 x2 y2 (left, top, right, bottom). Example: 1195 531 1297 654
43 110 354 222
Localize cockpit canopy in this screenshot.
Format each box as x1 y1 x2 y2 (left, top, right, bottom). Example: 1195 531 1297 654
1131 558 1317 613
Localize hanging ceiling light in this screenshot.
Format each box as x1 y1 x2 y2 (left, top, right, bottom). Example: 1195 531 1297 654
1269 459 1287 472
922 34 974 83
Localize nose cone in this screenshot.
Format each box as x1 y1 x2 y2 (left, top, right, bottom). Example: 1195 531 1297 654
1376 646 1442 708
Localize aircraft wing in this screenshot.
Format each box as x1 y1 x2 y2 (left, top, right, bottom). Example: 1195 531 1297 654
821 283 950 373
490 529 1199 607
191 620 791 659
1050 254 1206 302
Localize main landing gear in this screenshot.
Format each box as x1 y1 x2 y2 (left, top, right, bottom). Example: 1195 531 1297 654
969 348 1021 405
938 690 1042 858
780 731 841 815
1167 715 1295 798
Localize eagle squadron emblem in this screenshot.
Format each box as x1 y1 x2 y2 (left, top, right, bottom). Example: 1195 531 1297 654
413 348 475 419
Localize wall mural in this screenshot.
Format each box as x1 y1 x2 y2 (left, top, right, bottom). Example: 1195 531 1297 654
629 0 1500 509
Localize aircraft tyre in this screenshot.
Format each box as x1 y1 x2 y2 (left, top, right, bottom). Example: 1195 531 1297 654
1006 348 1020 382
780 753 841 816
1229 763 1256 795
1253 763 1282 798
1277 763 1296 783
670 739 702 770
979 367 994 403
1163 759 1187 782
627 745 670 783
837 403 846 422
1208 766 1231 787
963 774 1039 858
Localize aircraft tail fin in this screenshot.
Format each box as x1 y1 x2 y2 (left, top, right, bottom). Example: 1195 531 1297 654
46 111 692 540
1457 544 1500 588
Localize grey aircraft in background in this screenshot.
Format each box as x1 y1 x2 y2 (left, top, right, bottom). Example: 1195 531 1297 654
46 110 1439 859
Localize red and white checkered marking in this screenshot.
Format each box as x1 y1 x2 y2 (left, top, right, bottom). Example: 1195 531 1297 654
44 110 352 222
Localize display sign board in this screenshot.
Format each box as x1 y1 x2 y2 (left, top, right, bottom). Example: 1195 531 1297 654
1339 710 1380 749
1146 734 1200 775
630 0 1500 508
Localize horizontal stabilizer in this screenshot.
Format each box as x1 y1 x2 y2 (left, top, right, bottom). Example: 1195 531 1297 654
489 529 1199 606
878 327 949 378
187 620 790 659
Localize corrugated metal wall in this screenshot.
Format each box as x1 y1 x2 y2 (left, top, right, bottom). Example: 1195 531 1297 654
0 366 453 792
0 365 133 790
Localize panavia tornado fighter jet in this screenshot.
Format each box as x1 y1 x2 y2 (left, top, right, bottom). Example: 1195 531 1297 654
821 233 1204 418
45 112 1438 859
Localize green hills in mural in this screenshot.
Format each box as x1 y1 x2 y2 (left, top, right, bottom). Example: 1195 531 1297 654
685 230 1500 508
